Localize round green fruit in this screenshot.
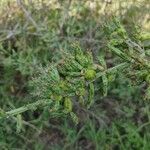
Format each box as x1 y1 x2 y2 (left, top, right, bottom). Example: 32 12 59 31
84 69 96 80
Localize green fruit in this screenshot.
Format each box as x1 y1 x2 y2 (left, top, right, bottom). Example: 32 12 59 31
84 69 96 80
64 97 72 112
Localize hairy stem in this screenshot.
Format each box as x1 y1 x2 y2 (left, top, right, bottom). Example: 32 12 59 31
1 99 52 119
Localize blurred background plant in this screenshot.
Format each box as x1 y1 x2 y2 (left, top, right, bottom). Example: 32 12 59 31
0 0 150 149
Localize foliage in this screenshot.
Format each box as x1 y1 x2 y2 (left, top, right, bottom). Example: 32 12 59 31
0 0 150 149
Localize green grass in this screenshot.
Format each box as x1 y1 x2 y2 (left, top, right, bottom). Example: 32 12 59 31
0 0 150 149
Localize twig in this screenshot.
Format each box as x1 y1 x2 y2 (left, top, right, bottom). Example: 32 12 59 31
92 62 129 82
59 0 72 34
17 0 39 31
0 61 129 120
0 24 20 42
0 99 52 119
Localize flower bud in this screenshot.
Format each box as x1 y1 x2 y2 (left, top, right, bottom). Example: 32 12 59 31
84 69 96 80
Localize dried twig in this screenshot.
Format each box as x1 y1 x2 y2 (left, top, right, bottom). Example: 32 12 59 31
17 0 39 31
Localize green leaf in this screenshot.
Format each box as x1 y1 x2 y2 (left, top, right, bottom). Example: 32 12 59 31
108 44 132 62
16 114 22 133
98 55 106 69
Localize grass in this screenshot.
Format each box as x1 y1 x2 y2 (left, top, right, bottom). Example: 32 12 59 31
0 0 150 149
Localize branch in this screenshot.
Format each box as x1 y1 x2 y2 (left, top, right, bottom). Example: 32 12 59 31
17 0 39 31
0 99 52 119
92 62 129 82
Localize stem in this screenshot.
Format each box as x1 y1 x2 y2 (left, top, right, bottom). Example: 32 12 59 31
1 99 52 119
0 63 129 119
92 62 129 82
108 44 150 70
0 59 136 120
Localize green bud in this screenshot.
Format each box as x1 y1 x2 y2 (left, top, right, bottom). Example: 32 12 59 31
84 69 96 80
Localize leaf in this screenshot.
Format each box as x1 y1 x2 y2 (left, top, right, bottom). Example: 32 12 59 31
16 114 22 133
108 44 132 62
98 55 106 69
50 66 60 82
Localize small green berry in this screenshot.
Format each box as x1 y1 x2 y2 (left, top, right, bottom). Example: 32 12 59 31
84 69 96 80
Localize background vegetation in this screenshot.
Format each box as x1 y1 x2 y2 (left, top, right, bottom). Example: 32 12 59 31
0 0 150 149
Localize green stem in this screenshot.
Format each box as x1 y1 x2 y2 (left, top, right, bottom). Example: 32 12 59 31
0 63 129 119
108 44 150 70
1 99 52 119
92 62 129 82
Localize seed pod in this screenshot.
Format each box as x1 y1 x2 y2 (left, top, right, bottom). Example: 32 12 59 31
70 112 79 125
84 69 96 80
64 97 72 112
